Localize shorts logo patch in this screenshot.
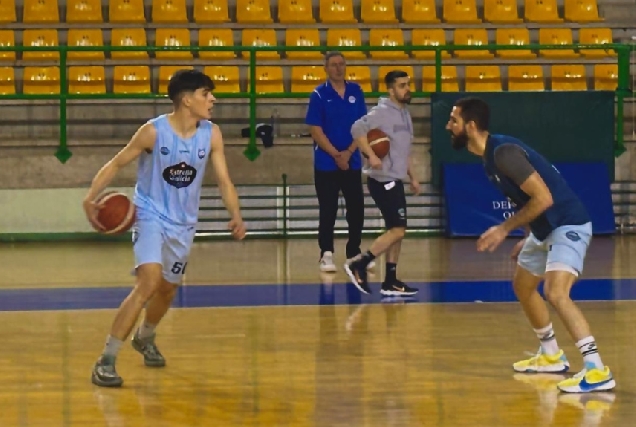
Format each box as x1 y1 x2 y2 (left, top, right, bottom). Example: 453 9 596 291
132 228 139 245
398 208 405 218
565 231 581 242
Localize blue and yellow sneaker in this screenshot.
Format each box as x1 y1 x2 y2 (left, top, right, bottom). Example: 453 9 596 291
513 347 570 373
557 363 615 393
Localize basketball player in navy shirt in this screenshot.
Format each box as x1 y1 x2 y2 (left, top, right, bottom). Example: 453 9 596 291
446 97 615 393
83 70 246 387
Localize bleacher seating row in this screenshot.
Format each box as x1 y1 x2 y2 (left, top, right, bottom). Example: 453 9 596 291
0 27 617 61
0 63 618 95
0 0 603 25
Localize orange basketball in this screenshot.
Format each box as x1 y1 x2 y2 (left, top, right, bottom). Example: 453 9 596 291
94 191 136 234
367 128 390 159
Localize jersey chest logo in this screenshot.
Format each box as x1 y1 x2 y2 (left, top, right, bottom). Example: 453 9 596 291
163 162 197 189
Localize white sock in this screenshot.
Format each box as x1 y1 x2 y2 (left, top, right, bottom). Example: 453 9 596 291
102 335 123 357
576 336 604 369
534 323 560 356
136 321 157 340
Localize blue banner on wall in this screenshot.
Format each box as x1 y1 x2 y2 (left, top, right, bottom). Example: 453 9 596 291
443 162 615 237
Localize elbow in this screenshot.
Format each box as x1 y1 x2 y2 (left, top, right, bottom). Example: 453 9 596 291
539 193 554 211
350 122 364 140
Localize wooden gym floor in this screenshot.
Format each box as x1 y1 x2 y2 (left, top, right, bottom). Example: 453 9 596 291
0 236 635 427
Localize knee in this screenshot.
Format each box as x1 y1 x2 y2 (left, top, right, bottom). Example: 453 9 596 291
543 281 571 307
131 264 164 302
156 280 178 301
389 227 406 240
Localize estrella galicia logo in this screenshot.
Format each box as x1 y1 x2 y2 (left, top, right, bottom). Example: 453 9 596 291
163 162 197 189
566 231 581 242
160 146 170 155
198 149 206 159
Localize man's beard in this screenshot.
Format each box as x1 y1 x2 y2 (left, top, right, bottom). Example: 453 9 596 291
450 131 468 151
398 94 412 105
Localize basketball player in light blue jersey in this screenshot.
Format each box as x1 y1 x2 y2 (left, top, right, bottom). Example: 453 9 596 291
83 69 246 387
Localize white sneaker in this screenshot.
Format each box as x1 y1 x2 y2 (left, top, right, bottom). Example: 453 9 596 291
319 251 337 272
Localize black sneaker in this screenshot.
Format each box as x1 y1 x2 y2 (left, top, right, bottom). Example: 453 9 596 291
344 259 372 294
380 279 418 296
91 355 123 387
132 333 166 367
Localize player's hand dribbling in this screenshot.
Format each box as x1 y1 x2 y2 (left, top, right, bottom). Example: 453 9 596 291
83 198 106 232
510 239 526 261
477 225 508 253
228 217 246 240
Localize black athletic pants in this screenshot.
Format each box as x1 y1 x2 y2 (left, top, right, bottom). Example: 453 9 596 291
314 168 364 259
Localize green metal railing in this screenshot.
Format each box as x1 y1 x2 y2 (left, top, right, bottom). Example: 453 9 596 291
0 43 633 162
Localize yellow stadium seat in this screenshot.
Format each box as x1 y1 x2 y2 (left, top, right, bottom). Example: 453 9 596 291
551 65 587 91
203 66 241 93
361 0 398 23
193 0 230 23
199 29 235 60
159 65 194 94
508 65 545 91
113 65 151 94
236 0 272 23
23 0 58 22
0 30 15 61
111 28 147 59
242 29 278 59
565 0 603 22
0 0 16 23
465 65 502 92
326 28 365 59
453 29 493 59
369 29 408 59
0 67 14 94
539 28 579 58
401 0 439 23
484 0 521 23
525 0 562 22
291 66 326 93
285 29 322 59
109 0 145 23
278 0 315 23
22 29 58 61
443 0 480 23
67 29 103 60
23 66 59 94
66 0 102 23
248 66 284 93
579 28 615 58
495 28 535 58
152 0 187 23
378 65 414 89
422 66 459 92
155 28 192 59
593 64 617 91
345 66 372 92
68 66 105 94
320 0 356 23
411 29 450 59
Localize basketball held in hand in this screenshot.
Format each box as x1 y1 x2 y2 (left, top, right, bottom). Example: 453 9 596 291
94 191 136 234
367 128 390 159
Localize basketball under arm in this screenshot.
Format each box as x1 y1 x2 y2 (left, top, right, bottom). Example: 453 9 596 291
84 123 155 203
350 109 385 159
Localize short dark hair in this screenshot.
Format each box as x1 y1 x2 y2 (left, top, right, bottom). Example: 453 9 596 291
453 97 490 131
324 51 344 63
384 70 409 88
167 69 215 103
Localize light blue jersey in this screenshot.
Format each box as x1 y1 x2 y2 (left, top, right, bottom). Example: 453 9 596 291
134 114 213 226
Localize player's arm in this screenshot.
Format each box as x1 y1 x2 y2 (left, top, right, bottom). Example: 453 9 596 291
495 144 554 234
350 108 385 160
306 91 339 158
84 122 156 204
209 124 245 239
